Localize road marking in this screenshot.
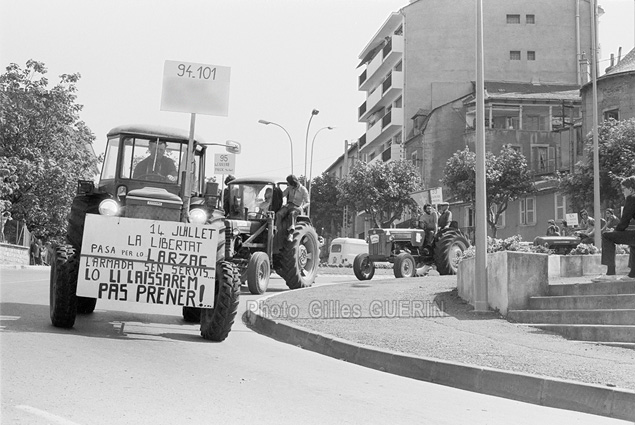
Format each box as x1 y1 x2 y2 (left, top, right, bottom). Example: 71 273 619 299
15 405 83 425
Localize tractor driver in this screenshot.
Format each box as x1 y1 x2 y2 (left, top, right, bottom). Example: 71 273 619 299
133 139 177 182
418 203 438 247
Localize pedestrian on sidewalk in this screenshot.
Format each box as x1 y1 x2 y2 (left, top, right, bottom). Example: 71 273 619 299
596 176 635 281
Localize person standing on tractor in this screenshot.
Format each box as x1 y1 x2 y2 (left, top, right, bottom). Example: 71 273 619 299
276 174 309 242
437 202 452 231
418 203 438 247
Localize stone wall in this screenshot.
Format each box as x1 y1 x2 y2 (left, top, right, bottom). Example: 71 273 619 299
0 243 30 266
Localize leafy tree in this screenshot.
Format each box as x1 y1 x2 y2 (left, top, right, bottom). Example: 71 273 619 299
308 172 342 238
442 146 534 237
0 60 99 242
338 159 422 228
559 118 635 212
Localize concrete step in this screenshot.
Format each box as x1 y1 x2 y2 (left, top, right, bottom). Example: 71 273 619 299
548 281 635 296
525 324 635 343
529 294 635 310
508 309 635 325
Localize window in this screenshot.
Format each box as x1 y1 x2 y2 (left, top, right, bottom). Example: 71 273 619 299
411 151 417 166
520 196 536 225
604 109 619 121
510 51 521 60
527 51 536 61
555 194 567 221
507 14 520 24
526 14 535 24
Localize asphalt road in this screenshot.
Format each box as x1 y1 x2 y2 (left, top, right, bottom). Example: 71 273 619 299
1 267 629 425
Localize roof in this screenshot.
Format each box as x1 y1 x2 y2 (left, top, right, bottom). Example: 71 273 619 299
228 176 287 186
107 124 206 144
462 81 581 104
604 47 635 76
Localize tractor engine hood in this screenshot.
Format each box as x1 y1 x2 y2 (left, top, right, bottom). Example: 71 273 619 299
126 187 183 209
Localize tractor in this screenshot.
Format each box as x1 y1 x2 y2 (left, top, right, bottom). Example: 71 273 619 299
353 222 470 280
222 177 320 294
50 124 241 341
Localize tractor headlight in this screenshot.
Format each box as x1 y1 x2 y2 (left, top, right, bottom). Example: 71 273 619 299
188 208 207 224
98 199 120 216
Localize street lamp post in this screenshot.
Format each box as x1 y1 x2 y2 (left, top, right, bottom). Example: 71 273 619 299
304 109 320 181
307 126 334 217
258 119 294 174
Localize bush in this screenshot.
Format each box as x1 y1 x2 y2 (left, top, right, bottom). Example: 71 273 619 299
461 235 552 260
567 243 599 255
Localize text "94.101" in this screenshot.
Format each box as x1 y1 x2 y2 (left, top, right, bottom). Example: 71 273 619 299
177 64 217 80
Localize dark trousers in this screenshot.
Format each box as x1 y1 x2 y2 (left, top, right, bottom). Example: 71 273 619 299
601 230 635 275
275 204 301 232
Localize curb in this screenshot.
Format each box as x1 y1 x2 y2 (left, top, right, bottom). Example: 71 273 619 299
244 293 635 422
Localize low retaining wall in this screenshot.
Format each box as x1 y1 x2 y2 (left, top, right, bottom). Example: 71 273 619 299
548 254 630 277
0 243 30 266
457 252 548 315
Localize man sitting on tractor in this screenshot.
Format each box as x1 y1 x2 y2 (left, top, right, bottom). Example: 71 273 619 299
418 203 438 247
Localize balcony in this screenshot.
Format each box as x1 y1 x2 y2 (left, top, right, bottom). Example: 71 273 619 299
364 107 403 153
381 147 391 161
359 35 404 92
358 71 403 122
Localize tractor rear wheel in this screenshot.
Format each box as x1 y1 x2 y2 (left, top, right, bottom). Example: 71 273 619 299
247 252 270 294
353 253 375 281
278 222 319 290
50 244 79 328
434 231 470 275
200 261 240 342
394 252 416 278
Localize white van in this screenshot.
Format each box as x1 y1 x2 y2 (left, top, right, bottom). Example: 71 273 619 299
328 237 368 265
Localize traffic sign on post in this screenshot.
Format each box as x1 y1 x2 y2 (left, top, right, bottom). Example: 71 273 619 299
161 60 231 116
214 153 235 174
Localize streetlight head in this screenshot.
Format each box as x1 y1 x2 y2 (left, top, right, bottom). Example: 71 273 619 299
258 119 271 125
312 109 319 115
327 126 335 130
225 140 241 154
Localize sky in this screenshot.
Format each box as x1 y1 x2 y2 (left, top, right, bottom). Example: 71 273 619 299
1 0 634 182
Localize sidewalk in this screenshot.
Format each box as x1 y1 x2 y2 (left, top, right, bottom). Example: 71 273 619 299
245 273 635 422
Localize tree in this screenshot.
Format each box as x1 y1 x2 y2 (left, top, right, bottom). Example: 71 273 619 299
559 118 635 212
0 60 99 242
309 172 342 238
442 146 534 237
338 159 422 228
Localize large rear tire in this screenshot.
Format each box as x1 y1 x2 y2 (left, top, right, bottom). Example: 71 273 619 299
278 222 319 290
434 231 470 275
247 252 270 295
50 244 79 328
200 261 240 342
394 252 416 278
353 253 375 281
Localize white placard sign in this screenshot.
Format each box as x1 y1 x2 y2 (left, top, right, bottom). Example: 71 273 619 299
161 60 231 116
565 213 579 227
430 187 444 205
76 215 218 308
214 153 236 174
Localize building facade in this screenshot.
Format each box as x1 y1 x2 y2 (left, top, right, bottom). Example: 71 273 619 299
356 0 594 169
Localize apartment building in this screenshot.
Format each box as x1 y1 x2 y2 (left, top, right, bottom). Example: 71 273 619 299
357 0 593 166
351 0 595 239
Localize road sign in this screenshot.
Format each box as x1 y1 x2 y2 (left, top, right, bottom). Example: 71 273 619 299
430 187 444 204
566 213 579 227
214 153 235 174
160 60 231 116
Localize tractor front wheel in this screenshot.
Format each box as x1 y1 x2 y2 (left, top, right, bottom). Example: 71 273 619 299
394 252 416 278
200 261 240 342
353 253 375 281
50 244 79 328
247 252 270 295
